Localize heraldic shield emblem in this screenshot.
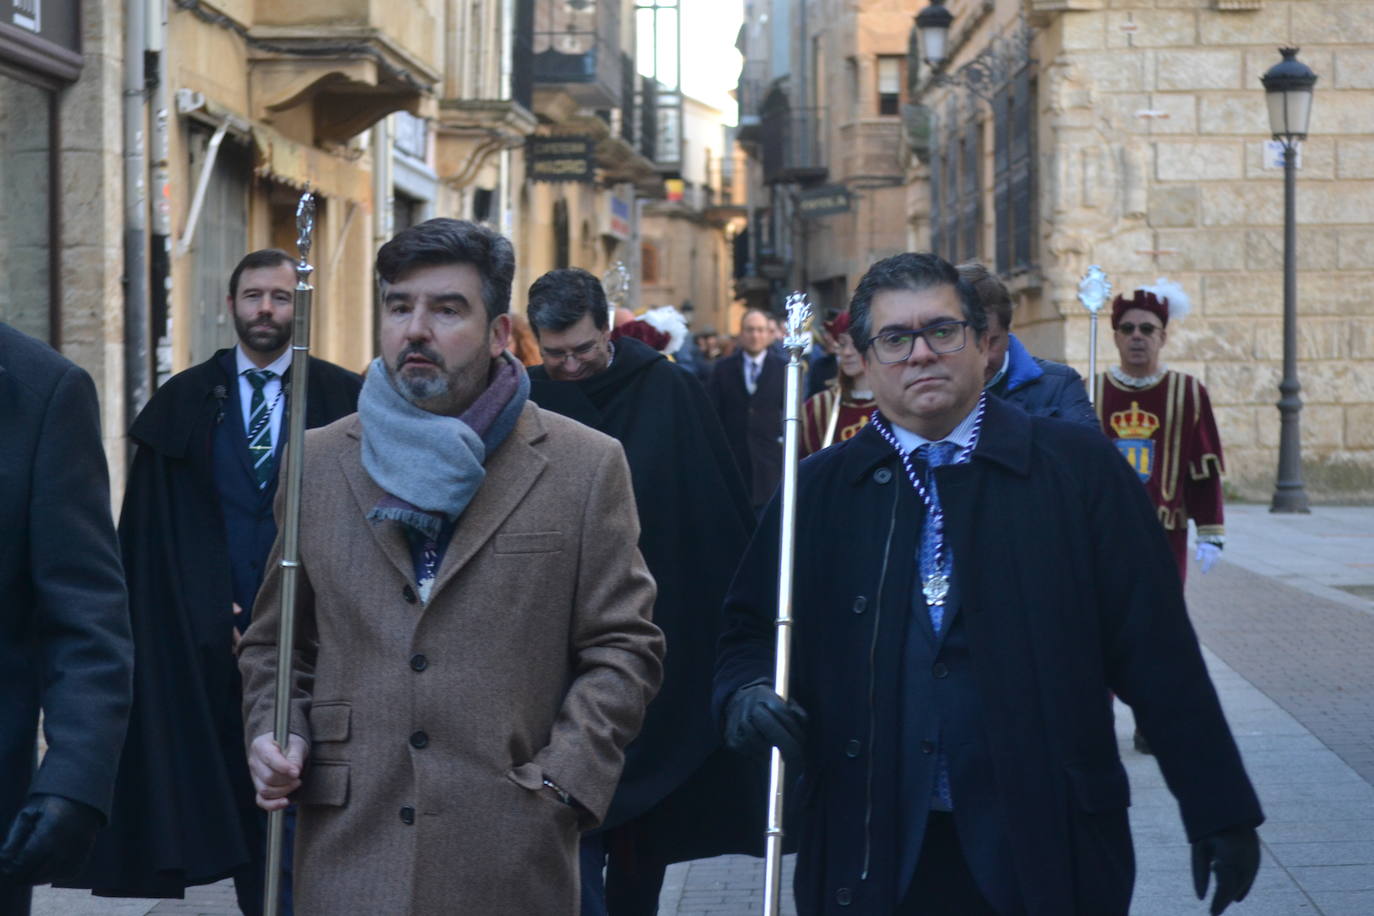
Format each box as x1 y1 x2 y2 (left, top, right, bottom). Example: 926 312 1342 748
1109 400 1161 483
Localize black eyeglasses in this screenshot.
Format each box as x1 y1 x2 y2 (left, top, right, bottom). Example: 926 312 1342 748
540 339 602 363
865 320 970 364
1117 322 1159 337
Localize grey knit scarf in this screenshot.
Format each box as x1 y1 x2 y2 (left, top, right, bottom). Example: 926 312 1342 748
358 350 529 539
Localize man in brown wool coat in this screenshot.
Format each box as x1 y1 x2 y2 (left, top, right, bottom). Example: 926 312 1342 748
239 218 664 915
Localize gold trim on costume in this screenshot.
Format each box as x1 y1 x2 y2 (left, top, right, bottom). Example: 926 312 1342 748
1190 453 1224 481
1157 505 1186 531
1160 372 1187 503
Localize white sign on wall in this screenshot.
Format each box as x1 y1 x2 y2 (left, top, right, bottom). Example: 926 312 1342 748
1262 140 1303 170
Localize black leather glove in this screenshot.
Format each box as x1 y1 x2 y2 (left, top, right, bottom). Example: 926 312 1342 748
1191 825 1260 915
723 683 808 763
0 794 103 885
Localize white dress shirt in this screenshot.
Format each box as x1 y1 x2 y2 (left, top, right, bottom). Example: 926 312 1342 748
888 402 981 456
235 345 293 451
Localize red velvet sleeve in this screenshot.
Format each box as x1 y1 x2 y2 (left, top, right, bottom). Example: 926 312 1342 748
1183 379 1225 535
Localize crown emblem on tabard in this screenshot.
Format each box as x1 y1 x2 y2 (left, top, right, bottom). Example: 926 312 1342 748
1110 401 1160 439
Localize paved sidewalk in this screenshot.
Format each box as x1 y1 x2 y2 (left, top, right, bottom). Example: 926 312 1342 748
32 507 1374 915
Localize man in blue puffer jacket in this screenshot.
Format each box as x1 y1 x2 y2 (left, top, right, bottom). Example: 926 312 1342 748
958 261 1099 430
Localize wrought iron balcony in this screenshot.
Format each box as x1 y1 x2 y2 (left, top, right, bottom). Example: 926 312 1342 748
528 0 625 110
761 107 827 185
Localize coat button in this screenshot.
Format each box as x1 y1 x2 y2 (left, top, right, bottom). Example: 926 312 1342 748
932 662 949 679
921 740 936 755
410 654 428 672
851 595 867 614
402 584 417 604
410 730 429 749
399 806 415 825
873 468 893 485
844 739 862 758
835 887 853 906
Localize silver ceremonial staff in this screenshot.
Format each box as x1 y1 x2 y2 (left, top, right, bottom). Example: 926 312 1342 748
1077 265 1111 406
263 189 316 916
763 291 813 916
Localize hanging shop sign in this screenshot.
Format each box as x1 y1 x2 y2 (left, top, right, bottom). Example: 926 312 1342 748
797 184 853 219
527 136 595 183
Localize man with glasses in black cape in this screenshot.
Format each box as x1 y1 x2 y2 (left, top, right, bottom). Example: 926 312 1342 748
527 267 762 915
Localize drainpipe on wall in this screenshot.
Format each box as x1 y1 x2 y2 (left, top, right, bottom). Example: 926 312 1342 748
124 0 151 442
147 0 174 387
499 0 516 241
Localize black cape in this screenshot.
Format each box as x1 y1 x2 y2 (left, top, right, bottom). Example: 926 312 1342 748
530 338 765 861
62 350 361 897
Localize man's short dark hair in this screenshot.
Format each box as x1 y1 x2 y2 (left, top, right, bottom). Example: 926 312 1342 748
526 268 608 335
848 252 986 354
375 218 515 322
956 260 1014 330
228 249 295 301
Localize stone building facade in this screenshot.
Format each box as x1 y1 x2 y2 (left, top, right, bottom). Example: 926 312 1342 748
734 0 911 319
906 0 1374 501
4 0 700 500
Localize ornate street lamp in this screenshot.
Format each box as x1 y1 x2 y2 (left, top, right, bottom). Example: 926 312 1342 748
915 0 953 69
913 0 1032 103
1261 48 1317 513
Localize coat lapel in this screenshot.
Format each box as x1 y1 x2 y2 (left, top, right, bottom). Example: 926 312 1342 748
338 418 418 586
425 405 549 605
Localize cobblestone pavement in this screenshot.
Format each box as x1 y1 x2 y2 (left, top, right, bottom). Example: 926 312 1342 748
32 506 1374 915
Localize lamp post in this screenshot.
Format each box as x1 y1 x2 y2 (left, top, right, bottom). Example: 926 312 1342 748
915 0 953 69
1261 47 1317 513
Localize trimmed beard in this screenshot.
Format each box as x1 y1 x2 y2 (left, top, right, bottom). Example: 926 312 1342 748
234 313 291 355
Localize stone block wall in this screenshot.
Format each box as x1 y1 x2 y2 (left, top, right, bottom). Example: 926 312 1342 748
59 0 128 501
1035 0 1374 502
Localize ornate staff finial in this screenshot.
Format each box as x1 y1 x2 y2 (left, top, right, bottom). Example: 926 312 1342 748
295 190 316 265
602 260 631 329
782 291 813 354
1077 265 1111 314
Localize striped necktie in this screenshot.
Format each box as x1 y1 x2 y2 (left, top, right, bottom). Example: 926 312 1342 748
245 369 277 488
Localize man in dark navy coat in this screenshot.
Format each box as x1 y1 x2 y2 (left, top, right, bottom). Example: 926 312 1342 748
714 254 1262 915
0 323 133 916
62 250 361 914
708 308 787 511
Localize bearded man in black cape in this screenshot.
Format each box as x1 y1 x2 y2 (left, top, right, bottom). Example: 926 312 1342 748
61 249 361 914
527 268 763 915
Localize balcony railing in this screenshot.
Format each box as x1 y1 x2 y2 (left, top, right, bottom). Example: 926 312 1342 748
529 0 624 109
761 107 827 185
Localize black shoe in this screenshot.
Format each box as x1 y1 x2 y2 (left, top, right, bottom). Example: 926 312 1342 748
1133 728 1153 755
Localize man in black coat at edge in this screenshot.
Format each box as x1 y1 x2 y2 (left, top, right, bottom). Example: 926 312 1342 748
713 253 1263 915
0 323 134 916
707 307 787 513
526 268 763 915
957 260 1098 430
61 250 361 914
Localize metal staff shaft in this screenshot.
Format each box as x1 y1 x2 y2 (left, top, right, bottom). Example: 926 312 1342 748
1087 313 1099 406
264 191 316 916
763 294 811 916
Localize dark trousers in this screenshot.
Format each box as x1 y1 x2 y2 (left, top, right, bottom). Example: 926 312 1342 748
579 827 670 916
897 813 1000 916
233 807 295 916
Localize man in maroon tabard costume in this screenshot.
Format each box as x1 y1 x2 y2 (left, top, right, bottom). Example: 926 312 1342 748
1095 282 1226 583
